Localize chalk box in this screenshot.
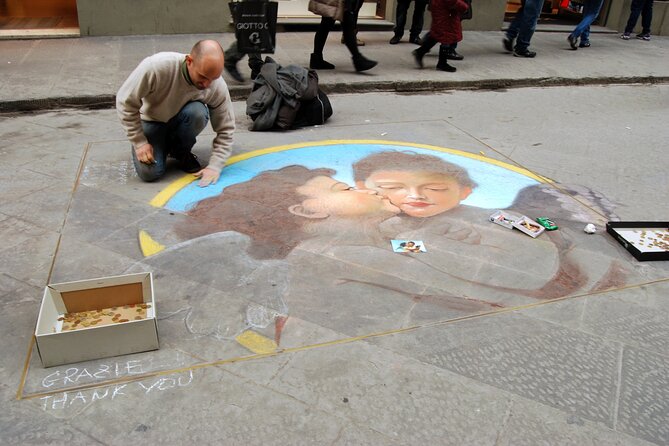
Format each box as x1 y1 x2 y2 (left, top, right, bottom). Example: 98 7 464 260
606 221 669 261
35 273 159 367
489 210 522 229
512 215 545 238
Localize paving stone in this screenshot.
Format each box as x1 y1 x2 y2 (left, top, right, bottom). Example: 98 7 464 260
617 347 669 446
1 231 60 287
0 180 73 231
0 273 41 307
420 321 621 426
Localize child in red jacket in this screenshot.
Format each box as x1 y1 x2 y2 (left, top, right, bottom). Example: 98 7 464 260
412 0 469 72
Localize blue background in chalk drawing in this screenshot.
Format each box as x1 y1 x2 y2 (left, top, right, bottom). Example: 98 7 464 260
165 143 540 212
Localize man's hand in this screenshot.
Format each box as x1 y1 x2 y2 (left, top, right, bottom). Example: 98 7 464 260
135 143 155 164
194 167 220 187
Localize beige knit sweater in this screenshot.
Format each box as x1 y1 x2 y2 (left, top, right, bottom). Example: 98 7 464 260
116 52 235 172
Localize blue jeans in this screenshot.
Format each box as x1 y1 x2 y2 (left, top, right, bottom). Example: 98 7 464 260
132 101 209 182
506 0 544 51
570 0 604 41
624 0 653 34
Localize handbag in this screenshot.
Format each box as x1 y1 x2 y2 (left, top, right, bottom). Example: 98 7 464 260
229 0 279 53
461 0 472 20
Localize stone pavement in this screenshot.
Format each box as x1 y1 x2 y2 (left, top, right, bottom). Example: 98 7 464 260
1 29 669 111
1 30 669 446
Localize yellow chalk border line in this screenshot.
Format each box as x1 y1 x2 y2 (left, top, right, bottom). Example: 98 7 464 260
16 278 669 401
148 140 550 209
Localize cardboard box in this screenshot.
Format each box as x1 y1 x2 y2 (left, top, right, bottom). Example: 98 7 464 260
606 221 669 261
35 273 159 367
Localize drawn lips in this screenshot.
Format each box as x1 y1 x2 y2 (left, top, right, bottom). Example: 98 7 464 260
405 202 431 208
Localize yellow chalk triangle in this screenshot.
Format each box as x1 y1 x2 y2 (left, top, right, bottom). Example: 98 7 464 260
139 230 166 257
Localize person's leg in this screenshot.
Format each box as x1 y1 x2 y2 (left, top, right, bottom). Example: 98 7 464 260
506 0 526 40
640 0 653 35
444 41 464 60
311 17 336 69
570 0 603 46
391 0 411 43
624 0 644 34
224 41 246 82
412 32 438 68
514 0 543 55
343 0 377 71
248 53 263 79
409 0 428 43
436 45 456 72
504 0 525 51
167 101 209 173
571 0 603 38
134 121 169 182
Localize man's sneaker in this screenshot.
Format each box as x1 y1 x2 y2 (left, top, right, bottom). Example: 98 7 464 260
224 64 244 82
579 40 591 48
567 34 578 50
636 33 651 41
179 153 201 173
409 35 423 45
513 48 536 58
503 36 514 52
389 35 401 45
620 32 631 40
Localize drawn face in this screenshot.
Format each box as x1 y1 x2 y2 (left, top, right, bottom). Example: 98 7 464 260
295 176 400 218
360 170 472 218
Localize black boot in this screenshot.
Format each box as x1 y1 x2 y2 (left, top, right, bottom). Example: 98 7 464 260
352 54 377 72
310 53 335 70
436 48 456 72
412 47 428 68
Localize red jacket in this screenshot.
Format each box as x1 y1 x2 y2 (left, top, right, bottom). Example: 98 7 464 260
429 0 469 44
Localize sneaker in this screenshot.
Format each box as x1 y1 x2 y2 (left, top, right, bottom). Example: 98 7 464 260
503 36 514 52
178 153 201 174
579 40 591 48
620 33 631 40
409 35 423 45
567 34 578 50
513 48 536 58
636 33 651 41
224 64 244 82
389 35 401 45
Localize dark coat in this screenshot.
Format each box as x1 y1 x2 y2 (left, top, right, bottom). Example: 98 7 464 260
429 0 469 44
246 57 318 131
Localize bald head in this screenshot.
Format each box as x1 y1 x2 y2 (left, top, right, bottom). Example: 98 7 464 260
186 40 225 90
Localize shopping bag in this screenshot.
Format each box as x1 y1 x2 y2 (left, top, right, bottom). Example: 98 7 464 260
229 0 278 54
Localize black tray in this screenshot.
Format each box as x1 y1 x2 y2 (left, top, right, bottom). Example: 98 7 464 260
606 221 669 261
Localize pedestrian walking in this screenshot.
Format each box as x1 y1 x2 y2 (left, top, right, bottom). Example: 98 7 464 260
567 0 605 49
308 0 377 72
502 0 543 58
620 0 654 40
223 41 263 82
389 0 428 45
412 0 469 72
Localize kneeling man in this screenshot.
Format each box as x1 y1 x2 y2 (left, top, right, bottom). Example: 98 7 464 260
117 40 235 187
